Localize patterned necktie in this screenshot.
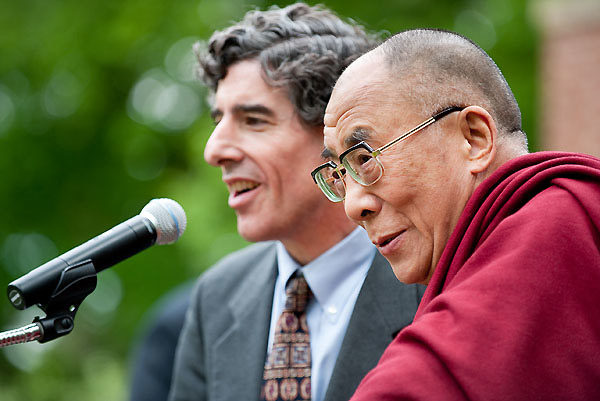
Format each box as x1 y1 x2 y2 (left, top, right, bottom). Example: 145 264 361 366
261 273 312 401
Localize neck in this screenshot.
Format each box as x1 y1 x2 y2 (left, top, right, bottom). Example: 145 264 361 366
475 142 529 188
280 209 357 265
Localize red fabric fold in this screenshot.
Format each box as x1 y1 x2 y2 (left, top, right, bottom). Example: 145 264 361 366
351 152 600 401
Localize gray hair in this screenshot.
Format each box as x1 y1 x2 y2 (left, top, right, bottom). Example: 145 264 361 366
379 29 528 151
196 2 378 126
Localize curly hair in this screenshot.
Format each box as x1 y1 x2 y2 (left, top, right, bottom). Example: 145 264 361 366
195 3 378 126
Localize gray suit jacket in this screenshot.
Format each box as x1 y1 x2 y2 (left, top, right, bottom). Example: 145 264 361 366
169 242 424 401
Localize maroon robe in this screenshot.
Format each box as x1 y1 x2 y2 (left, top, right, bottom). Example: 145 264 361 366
350 152 600 401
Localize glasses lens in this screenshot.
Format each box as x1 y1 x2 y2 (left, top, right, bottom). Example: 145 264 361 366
342 148 382 186
314 166 345 202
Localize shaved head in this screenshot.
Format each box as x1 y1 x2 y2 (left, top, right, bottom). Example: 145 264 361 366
377 29 527 151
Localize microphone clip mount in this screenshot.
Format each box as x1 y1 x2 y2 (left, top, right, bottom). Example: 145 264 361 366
35 258 98 343
2 259 97 346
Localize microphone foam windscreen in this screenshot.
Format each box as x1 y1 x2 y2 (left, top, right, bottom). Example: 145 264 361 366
140 198 187 245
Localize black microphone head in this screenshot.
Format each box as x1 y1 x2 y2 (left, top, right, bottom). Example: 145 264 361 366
140 198 187 245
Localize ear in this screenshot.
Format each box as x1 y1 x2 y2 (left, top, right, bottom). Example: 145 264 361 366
458 106 497 174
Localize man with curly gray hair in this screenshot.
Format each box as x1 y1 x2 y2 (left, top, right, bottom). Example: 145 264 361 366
166 3 423 401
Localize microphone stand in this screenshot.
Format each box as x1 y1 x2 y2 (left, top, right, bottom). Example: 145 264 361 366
0 323 43 347
1 260 98 347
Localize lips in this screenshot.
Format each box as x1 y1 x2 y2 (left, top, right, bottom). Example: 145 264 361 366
379 236 395 246
372 230 406 256
227 180 260 196
373 231 402 246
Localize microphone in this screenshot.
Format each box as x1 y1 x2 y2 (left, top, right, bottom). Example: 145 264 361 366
6 198 187 311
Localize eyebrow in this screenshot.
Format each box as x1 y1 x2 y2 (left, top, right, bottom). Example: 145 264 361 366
321 147 336 160
345 127 371 146
210 104 275 121
321 127 372 160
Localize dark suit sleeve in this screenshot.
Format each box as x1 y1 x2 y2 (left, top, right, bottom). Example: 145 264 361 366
130 283 193 401
168 279 207 401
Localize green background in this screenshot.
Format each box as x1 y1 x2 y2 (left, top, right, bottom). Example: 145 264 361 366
0 0 538 399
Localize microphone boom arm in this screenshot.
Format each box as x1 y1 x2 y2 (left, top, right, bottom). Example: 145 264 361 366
0 323 43 347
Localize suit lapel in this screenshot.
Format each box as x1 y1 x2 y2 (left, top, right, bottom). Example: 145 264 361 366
324 252 424 401
211 245 278 401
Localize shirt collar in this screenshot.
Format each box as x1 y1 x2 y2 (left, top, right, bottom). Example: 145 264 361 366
276 227 376 322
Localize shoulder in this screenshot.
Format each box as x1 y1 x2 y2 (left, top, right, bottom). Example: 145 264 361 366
193 241 277 299
457 183 600 289
200 242 276 281
500 183 599 242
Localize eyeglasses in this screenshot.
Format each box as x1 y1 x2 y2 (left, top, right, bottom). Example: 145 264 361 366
311 106 464 202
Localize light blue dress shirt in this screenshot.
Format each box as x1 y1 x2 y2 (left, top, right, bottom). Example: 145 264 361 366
269 227 376 401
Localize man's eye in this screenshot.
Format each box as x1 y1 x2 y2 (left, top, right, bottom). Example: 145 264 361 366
357 154 372 165
245 117 266 126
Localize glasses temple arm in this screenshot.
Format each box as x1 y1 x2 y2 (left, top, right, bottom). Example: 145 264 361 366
375 106 464 155
376 117 436 154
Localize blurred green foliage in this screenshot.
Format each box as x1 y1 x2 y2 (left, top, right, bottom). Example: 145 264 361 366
0 0 537 399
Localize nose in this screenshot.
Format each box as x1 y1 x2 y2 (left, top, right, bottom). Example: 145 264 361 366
343 178 380 223
204 118 244 167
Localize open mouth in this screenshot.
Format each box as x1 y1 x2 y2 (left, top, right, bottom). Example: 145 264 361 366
229 180 260 196
375 230 405 248
380 236 395 247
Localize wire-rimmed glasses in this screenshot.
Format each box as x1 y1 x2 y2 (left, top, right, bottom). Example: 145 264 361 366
311 106 464 202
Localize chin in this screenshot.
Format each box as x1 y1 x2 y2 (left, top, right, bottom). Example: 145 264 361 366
237 227 264 243
390 261 428 285
236 218 275 243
